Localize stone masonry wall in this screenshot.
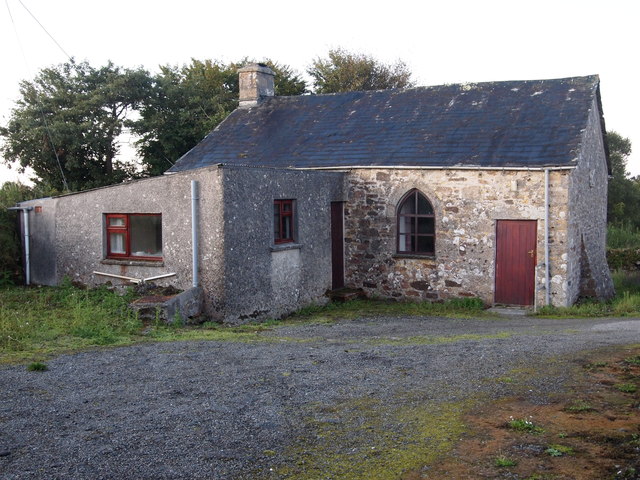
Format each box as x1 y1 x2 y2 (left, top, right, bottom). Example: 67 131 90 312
566 98 614 302
344 168 573 307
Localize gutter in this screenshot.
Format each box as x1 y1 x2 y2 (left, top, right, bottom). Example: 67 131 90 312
7 206 33 285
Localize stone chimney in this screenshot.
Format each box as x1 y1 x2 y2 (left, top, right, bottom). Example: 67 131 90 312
238 63 275 108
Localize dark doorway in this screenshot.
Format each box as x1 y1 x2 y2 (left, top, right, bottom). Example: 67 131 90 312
331 202 345 290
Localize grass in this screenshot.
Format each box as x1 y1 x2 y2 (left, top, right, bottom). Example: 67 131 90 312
0 279 141 358
545 444 574 457
624 355 640 366
0 282 490 364
507 417 544 434
289 296 487 322
615 383 638 393
535 270 640 318
607 223 640 249
564 399 593 413
26 361 47 371
495 455 518 467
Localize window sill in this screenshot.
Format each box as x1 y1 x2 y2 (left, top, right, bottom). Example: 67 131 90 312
101 258 165 267
393 253 436 260
270 243 303 252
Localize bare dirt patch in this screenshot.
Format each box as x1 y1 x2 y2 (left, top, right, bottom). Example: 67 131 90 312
412 346 640 480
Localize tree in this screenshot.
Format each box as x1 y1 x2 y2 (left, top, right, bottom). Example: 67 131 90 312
0 182 55 285
606 131 638 226
131 58 307 176
307 48 414 94
0 61 151 191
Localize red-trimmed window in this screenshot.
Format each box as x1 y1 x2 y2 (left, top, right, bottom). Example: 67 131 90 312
274 200 295 244
106 214 163 260
397 189 435 255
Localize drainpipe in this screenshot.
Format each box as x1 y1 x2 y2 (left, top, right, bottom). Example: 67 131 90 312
544 168 550 306
7 206 33 285
191 180 199 288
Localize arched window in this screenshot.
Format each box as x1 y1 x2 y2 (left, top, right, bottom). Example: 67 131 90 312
397 189 435 255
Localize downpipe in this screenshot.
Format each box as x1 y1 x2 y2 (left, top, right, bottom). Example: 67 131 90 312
544 168 550 306
7 206 33 285
191 180 200 288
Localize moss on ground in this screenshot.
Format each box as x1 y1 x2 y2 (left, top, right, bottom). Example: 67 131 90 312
275 397 468 479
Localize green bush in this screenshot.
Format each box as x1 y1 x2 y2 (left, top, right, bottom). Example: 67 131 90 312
607 248 640 271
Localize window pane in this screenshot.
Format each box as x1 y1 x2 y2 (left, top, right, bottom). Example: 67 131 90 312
274 200 295 243
282 216 292 240
130 215 162 257
399 193 416 215
417 193 433 214
418 217 434 234
402 217 416 234
109 233 126 254
398 234 410 252
417 236 435 254
109 217 125 227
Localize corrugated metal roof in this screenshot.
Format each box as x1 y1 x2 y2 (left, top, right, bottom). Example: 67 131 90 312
168 75 601 172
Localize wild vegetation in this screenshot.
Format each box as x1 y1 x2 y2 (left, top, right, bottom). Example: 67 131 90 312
1 267 640 365
0 282 487 364
535 269 640 317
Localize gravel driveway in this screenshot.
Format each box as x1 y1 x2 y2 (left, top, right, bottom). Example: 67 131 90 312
1 315 639 479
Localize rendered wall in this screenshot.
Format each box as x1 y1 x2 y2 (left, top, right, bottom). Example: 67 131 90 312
20 166 226 318
343 168 575 307
221 166 345 322
18 197 58 286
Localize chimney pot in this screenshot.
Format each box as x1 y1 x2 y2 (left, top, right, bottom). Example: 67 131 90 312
238 64 275 108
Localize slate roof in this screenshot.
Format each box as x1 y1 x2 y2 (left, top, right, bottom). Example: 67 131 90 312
168 75 603 173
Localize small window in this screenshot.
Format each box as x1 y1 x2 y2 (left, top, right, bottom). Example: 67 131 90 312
106 214 162 260
274 200 295 244
397 189 435 255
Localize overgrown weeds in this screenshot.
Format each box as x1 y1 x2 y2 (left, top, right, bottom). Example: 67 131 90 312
290 296 487 322
0 282 490 363
608 223 640 249
536 270 640 318
0 279 141 360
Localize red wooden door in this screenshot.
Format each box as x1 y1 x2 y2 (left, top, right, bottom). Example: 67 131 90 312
330 202 345 290
495 220 537 306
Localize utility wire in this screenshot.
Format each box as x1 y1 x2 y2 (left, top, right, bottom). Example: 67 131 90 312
5 0 69 190
16 0 72 62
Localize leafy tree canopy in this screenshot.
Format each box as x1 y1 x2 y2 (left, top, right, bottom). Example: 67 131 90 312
0 61 151 191
307 48 414 94
129 58 307 176
606 131 637 226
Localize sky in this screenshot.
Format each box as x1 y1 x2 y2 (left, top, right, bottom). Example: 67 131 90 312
1 0 638 185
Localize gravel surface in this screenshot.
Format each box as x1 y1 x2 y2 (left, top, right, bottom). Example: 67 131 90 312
1 315 639 479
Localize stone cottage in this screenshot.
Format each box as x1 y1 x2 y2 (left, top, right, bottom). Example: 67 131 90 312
17 65 614 322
